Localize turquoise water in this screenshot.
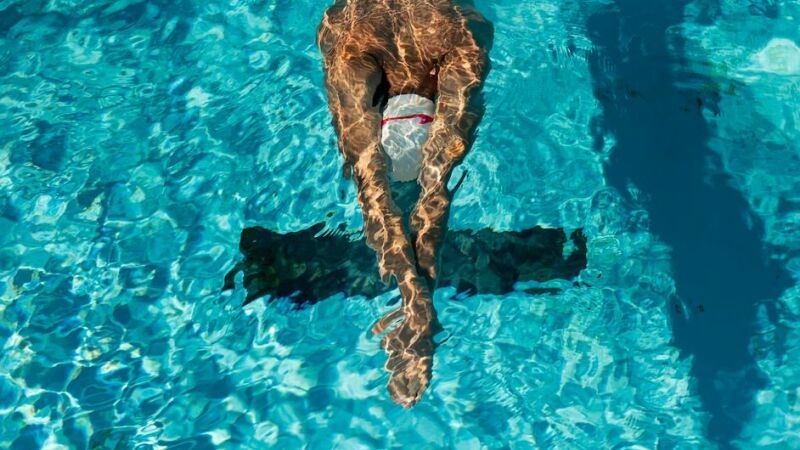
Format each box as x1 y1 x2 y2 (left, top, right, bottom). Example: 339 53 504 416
2 0 800 448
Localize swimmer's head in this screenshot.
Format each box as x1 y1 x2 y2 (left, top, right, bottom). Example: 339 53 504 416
380 94 435 182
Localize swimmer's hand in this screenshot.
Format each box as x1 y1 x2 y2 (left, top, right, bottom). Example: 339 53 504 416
372 278 436 407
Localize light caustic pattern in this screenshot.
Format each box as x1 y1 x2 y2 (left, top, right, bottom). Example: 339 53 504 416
1 0 796 448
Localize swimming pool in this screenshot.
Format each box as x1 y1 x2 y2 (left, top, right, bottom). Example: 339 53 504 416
1 0 799 448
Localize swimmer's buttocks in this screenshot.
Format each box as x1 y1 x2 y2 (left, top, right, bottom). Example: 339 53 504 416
380 94 435 182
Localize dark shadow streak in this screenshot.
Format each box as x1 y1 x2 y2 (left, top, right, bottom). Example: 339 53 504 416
584 1 792 446
223 223 586 307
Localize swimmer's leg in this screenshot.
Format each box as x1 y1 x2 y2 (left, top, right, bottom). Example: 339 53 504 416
410 34 487 282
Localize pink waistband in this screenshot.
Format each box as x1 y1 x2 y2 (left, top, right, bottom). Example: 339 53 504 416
381 113 434 127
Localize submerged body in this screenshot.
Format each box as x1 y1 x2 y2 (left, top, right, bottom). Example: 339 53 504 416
317 0 488 406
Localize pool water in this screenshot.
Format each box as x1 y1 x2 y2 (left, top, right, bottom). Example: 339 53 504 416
2 0 800 448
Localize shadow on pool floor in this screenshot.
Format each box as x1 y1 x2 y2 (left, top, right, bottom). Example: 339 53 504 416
223 224 587 307
585 0 794 446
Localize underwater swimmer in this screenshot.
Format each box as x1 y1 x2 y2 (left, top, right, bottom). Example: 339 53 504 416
317 0 488 406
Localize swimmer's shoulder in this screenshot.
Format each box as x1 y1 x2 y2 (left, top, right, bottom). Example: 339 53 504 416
450 2 492 52
318 0 392 53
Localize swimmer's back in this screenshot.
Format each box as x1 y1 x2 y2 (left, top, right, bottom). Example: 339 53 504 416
318 0 485 98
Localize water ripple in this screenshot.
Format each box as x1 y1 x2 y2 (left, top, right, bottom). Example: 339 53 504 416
4 0 789 447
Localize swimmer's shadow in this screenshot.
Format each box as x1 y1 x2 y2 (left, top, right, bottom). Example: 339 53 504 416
223 224 586 306
224 224 587 307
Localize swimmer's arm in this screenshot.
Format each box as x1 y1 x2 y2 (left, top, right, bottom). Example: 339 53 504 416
321 54 433 310
411 39 487 280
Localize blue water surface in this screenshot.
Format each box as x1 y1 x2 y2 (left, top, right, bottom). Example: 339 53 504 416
1 0 799 448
